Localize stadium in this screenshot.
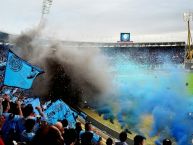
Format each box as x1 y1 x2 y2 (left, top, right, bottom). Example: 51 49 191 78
0 1 193 145
0 29 193 145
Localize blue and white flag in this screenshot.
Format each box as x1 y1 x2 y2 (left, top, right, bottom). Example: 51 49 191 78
44 100 77 127
24 98 41 115
3 50 44 89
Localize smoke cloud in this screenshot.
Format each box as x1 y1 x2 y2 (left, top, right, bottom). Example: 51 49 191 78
9 26 114 107
8 26 193 144
100 53 193 145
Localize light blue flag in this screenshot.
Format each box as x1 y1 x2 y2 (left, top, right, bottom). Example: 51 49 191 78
3 51 43 89
24 98 41 115
44 100 77 127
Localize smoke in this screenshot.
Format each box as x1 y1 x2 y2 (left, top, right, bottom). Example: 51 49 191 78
8 26 193 144
97 52 193 145
9 26 114 106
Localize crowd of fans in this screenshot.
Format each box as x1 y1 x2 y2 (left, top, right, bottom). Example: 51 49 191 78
0 94 173 145
106 131 172 145
105 47 185 67
0 44 176 145
0 94 101 145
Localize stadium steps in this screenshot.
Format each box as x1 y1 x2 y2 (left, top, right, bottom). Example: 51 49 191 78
80 108 134 144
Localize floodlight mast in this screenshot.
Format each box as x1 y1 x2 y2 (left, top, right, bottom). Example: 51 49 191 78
42 0 53 17
39 0 53 27
184 12 193 60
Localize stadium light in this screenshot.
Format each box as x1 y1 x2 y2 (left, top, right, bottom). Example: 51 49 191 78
183 12 193 60
39 0 53 26
42 0 53 16
184 12 193 22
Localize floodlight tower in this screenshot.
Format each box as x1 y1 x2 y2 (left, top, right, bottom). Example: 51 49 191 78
38 0 53 27
184 12 193 60
42 0 53 18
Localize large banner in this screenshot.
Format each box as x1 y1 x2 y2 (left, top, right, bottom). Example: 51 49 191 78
4 50 43 89
44 100 77 127
0 45 36 100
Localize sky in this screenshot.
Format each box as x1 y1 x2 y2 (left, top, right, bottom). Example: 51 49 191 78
0 0 193 42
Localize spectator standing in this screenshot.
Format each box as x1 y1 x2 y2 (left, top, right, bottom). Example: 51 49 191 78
115 131 128 145
106 137 113 145
20 118 36 142
75 122 82 145
80 122 101 145
133 135 146 145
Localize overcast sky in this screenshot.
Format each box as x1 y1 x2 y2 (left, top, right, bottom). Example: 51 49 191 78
0 0 193 42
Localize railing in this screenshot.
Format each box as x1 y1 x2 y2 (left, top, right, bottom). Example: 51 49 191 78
0 40 186 48
59 41 186 48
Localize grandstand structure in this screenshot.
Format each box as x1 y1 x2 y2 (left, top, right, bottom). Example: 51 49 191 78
59 41 185 68
60 41 185 48
0 32 9 42
0 32 187 144
0 31 186 66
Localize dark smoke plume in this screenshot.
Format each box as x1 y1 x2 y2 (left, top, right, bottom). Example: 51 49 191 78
9 27 114 107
